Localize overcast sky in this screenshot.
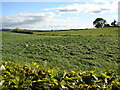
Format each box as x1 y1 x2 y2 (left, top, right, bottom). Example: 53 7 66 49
1 0 119 30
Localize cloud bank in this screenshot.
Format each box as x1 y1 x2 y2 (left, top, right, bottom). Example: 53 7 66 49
44 0 118 14
2 12 56 29
2 0 118 30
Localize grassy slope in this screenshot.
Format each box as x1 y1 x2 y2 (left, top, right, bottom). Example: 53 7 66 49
2 27 119 72
34 27 118 36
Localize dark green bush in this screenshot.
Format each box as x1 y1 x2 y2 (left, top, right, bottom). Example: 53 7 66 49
11 29 33 34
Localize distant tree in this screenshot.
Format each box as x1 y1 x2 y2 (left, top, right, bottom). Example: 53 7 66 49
111 20 117 27
12 28 33 34
2 28 11 31
93 18 106 28
104 24 111 27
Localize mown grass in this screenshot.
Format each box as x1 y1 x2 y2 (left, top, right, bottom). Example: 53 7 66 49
2 27 119 73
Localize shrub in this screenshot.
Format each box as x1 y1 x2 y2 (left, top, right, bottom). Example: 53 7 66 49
11 28 33 34
1 61 120 89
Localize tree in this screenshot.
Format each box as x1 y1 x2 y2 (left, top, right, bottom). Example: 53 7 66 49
111 20 117 27
93 18 106 28
104 24 110 27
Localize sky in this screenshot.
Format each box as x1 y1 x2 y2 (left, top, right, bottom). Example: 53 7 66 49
1 0 119 30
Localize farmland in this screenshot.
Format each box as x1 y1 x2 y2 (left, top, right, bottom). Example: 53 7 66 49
1 27 120 89
33 27 118 36
2 27 119 72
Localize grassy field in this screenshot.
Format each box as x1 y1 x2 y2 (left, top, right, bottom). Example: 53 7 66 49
2 27 119 72
34 27 118 36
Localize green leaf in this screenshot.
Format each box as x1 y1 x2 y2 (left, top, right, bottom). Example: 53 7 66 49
90 70 96 74
11 79 17 84
60 80 66 85
101 73 110 78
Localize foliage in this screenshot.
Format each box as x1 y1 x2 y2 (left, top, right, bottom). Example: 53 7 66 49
1 61 120 89
1 28 12 31
111 20 119 27
11 28 33 34
93 18 106 28
104 24 111 27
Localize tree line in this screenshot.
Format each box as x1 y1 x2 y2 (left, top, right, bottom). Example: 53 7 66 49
93 18 119 28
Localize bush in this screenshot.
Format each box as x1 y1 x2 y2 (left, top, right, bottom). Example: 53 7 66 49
11 29 33 34
1 61 120 89
104 24 111 27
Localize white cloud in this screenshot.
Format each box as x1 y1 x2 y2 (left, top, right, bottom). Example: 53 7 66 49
44 1 118 14
93 0 119 4
93 0 110 3
2 12 85 30
2 12 56 29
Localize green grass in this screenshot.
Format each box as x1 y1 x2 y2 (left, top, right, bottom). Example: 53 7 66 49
2 27 119 73
34 27 118 36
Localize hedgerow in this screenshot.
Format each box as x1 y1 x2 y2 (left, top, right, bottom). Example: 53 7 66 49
1 61 120 90
11 29 33 34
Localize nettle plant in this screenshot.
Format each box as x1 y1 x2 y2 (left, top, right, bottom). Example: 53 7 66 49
1 61 120 90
